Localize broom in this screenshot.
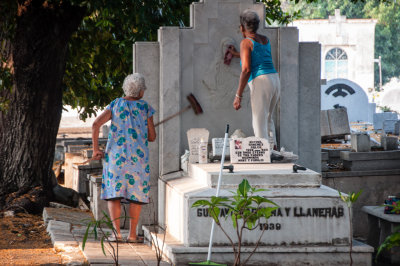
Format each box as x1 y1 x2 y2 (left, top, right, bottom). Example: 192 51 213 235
154 93 203 127
189 124 229 266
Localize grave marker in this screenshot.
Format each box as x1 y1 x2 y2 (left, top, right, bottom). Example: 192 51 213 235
383 119 398 134
187 128 209 163
373 112 398 130
395 121 400 136
321 108 350 140
351 133 370 152
230 137 270 163
212 138 231 157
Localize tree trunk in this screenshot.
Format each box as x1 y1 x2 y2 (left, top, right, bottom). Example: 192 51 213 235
0 1 85 213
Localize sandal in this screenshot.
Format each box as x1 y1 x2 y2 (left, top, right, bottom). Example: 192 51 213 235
126 236 144 243
108 236 123 242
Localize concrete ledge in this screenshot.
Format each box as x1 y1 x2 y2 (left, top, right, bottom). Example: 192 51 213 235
322 169 400 178
340 150 400 161
189 163 322 188
322 148 351 158
362 206 400 223
144 226 373 266
343 159 400 171
47 220 71 233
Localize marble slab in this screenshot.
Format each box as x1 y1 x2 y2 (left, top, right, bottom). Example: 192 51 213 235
212 138 231 157
144 225 373 266
230 137 270 163
188 163 321 188
165 177 349 247
383 119 398 134
373 112 398 130
187 128 209 163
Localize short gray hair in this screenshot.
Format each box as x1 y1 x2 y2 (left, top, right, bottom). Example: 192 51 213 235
240 9 260 33
122 73 146 97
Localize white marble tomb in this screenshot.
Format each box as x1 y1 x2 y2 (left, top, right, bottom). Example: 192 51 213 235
165 163 348 247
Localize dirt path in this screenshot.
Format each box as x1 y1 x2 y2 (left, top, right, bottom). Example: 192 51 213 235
0 212 63 265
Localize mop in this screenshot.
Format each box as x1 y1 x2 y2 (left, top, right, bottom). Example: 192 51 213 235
189 124 229 266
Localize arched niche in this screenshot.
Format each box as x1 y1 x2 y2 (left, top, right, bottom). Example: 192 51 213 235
321 78 369 122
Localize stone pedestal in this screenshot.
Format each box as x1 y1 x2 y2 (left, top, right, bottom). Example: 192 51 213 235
362 206 400 264
64 153 86 189
341 150 400 171
321 108 350 140
72 160 102 197
148 162 373 265
373 112 398 130
381 136 399 151
351 133 370 152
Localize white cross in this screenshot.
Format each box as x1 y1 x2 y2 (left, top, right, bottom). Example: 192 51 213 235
329 9 347 37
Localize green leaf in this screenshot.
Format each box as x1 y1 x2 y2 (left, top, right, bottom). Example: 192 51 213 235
231 213 238 229
101 236 107 256
251 195 277 206
192 200 212 207
82 222 92 251
376 226 400 259
238 179 251 197
351 190 363 203
260 207 279 219
210 207 221 223
93 223 98 239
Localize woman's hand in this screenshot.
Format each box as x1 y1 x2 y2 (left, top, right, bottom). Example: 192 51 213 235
228 45 240 58
233 96 241 110
93 149 104 160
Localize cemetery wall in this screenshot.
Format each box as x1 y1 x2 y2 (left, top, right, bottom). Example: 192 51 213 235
322 171 400 238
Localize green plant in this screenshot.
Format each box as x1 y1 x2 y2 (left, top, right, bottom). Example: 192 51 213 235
82 211 123 265
379 105 394 112
192 179 278 266
339 190 362 266
376 202 400 260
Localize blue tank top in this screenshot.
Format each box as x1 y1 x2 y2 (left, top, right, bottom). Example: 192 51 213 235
243 37 277 82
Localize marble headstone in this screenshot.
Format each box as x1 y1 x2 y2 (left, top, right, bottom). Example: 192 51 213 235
395 121 400 136
373 112 398 130
328 108 350 136
187 128 209 163
383 119 398 134
320 108 350 138
212 138 231 157
230 137 270 163
351 133 370 152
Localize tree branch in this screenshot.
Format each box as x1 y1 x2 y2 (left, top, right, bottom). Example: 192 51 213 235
242 221 267 265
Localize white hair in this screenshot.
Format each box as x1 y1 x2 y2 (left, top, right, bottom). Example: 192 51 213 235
240 9 260 33
122 73 146 97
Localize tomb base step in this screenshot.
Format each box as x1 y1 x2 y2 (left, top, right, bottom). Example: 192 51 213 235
189 163 321 188
143 226 373 266
166 176 351 246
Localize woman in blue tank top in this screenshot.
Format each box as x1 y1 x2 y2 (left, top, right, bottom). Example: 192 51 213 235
229 9 281 148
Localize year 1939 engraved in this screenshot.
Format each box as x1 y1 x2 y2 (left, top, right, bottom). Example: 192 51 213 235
259 223 281 231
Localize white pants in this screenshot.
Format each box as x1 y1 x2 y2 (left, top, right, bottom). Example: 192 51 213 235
248 73 281 145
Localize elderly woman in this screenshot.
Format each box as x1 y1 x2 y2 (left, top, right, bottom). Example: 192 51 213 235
229 9 280 148
92 73 156 242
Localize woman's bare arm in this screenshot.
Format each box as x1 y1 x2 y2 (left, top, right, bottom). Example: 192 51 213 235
147 116 156 142
92 109 112 159
233 39 252 110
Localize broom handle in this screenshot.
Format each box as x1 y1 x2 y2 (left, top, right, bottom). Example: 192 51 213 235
207 124 229 262
154 105 191 127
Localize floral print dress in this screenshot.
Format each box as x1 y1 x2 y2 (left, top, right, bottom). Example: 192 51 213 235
101 98 155 204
